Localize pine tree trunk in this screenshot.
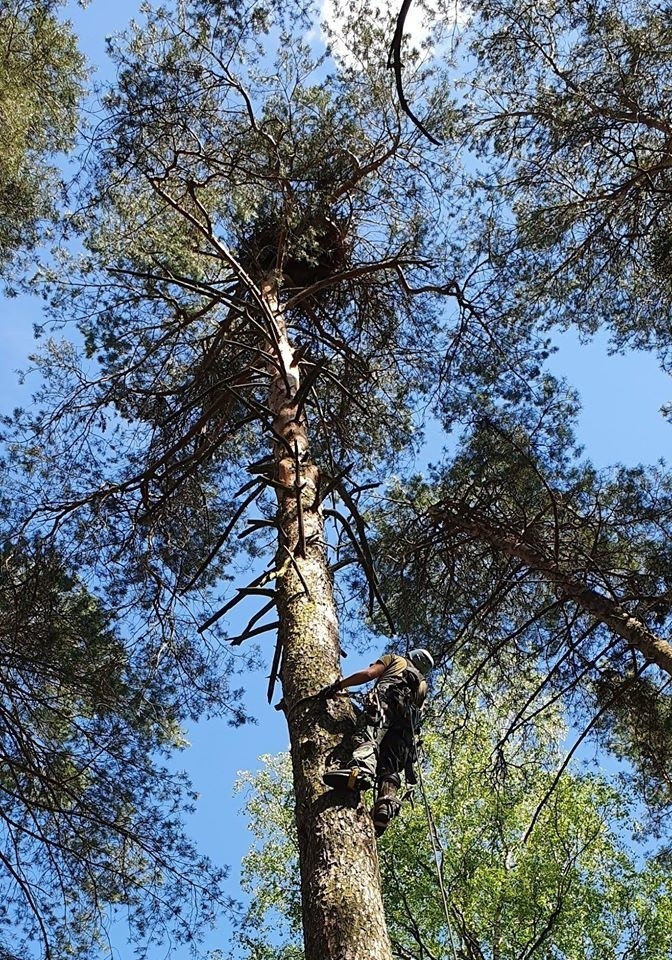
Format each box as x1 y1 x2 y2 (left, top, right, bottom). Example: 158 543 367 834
264 280 393 960
443 504 672 677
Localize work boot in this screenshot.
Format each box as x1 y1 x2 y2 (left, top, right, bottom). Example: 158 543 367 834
372 782 401 836
322 767 373 791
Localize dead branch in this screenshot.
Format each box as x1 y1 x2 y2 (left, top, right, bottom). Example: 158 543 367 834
267 631 284 704
387 0 442 146
181 480 264 592
228 619 280 646
324 507 395 632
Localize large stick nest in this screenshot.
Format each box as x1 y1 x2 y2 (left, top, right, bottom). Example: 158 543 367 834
240 212 350 291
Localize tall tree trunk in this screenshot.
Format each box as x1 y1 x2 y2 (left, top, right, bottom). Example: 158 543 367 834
264 280 393 960
439 503 672 676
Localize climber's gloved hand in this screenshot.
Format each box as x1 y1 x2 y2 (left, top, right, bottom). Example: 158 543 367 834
323 680 343 699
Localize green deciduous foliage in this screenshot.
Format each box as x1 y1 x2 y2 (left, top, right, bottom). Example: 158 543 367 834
0 537 230 959
234 754 303 960
0 1 84 274
234 680 672 960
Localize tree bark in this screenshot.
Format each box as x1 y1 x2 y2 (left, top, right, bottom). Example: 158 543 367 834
264 280 393 960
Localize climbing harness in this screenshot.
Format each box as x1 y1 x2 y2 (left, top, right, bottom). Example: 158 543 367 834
323 662 424 813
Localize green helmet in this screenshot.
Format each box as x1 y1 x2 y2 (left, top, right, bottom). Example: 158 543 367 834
408 648 434 676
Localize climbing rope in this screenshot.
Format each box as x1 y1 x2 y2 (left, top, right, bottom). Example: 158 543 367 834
409 712 459 960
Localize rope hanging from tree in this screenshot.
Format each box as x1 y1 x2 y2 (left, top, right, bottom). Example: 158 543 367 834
409 711 459 960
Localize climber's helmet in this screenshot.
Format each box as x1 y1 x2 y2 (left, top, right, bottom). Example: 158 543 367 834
408 648 435 676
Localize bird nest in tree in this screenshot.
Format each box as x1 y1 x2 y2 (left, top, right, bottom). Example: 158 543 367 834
240 213 350 292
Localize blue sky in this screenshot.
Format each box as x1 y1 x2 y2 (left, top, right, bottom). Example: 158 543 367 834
2 1 672 956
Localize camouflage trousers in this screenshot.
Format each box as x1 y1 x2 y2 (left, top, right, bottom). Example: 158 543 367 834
349 703 415 789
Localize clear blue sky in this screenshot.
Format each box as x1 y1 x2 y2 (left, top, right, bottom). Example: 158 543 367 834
1 2 671 956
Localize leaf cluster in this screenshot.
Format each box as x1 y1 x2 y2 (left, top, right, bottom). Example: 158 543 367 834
457 0 672 360
370 390 672 817
232 678 672 960
11 0 462 646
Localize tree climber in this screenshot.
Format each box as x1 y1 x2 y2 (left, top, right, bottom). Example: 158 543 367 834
323 648 435 835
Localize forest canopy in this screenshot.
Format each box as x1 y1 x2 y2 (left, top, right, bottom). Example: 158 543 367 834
1 0 671 958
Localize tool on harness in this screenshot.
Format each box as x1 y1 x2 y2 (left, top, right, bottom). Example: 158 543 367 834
364 687 384 726
401 784 416 807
